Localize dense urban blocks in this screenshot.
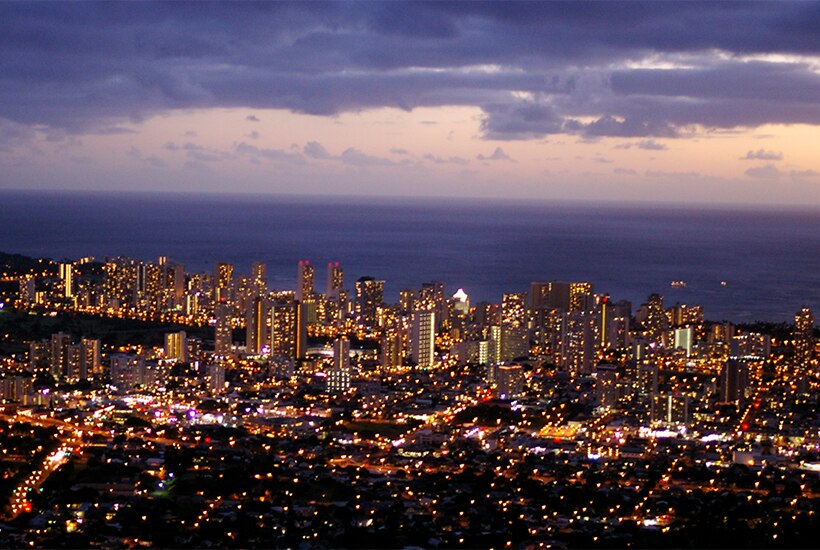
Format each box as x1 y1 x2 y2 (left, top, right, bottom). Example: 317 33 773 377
0 252 817 548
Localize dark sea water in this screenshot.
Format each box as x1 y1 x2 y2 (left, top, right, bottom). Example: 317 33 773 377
1 190 818 323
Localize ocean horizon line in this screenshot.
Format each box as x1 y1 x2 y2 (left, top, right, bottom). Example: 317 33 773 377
3 187 820 215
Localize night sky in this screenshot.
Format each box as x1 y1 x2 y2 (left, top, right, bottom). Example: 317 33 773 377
1 1 819 204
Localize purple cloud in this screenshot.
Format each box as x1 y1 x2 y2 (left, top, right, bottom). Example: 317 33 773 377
477 147 513 161
0 2 818 141
742 149 783 161
303 141 332 159
745 164 782 179
340 147 396 166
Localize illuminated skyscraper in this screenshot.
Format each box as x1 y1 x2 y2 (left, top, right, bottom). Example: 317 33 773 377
794 307 815 369
399 289 416 315
251 262 267 296
530 281 570 312
380 328 404 368
215 262 234 303
644 293 668 346
499 292 529 361
502 292 527 327
296 260 314 302
674 326 694 357
569 282 593 311
167 261 185 308
50 332 70 379
411 310 435 368
495 364 524 399
59 262 73 298
80 338 101 378
164 331 188 362
452 288 469 315
246 297 269 355
104 257 137 308
416 281 446 330
333 336 351 371
326 261 344 299
327 339 352 392
214 302 232 355
271 299 306 359
652 393 690 425
559 311 595 374
355 276 384 328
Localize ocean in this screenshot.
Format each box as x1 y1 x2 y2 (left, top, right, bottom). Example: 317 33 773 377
1 190 818 323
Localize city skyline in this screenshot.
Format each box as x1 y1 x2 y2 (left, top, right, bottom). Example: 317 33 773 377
1 2 819 205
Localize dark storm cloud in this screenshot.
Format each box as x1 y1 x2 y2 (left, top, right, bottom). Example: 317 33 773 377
1 1 818 139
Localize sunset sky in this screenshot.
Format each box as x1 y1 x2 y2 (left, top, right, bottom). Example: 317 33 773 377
1 1 819 205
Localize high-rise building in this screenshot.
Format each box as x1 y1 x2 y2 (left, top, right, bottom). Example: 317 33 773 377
457 340 489 365
633 363 659 398
271 299 306 359
452 288 470 316
411 310 435 368
109 354 145 392
0 376 33 405
652 393 690 425
245 296 269 355
559 311 595 374
487 325 502 365
166 261 185 309
65 344 82 381
530 281 570 312
380 328 404 369
327 336 352 393
794 307 815 369
355 276 384 328
399 289 416 315
668 303 704 327
80 338 101 377
502 292 527 328
164 331 188 362
296 260 314 302
103 257 137 309
674 327 694 356
595 364 619 408
333 337 351 371
530 281 593 313
495 364 524 399
500 326 529 361
418 281 447 330
569 282 593 311
50 332 71 379
207 364 226 395
720 359 750 405
251 262 267 296
214 302 233 355
215 262 234 303
59 262 73 298
730 332 771 360
326 262 344 299
644 293 668 346
19 276 35 304
607 301 631 350
500 292 529 361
